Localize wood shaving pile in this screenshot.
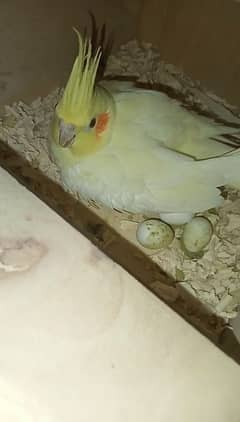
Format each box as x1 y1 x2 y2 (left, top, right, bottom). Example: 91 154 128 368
0 40 240 320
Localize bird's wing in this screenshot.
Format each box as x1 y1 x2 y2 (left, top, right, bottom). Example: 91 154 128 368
109 137 225 213
110 86 238 159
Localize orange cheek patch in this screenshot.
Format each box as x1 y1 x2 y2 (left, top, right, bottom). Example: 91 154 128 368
96 112 109 137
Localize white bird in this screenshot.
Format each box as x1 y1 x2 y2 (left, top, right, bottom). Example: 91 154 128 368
50 28 240 225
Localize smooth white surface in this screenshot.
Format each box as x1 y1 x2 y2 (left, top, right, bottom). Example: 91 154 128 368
0 167 240 421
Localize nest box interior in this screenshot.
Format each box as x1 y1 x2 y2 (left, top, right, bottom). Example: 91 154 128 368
1 0 240 363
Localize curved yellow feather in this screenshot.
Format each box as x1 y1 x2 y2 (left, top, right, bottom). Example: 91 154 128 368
56 28 102 125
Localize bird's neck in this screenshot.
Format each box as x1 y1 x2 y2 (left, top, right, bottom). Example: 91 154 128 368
93 83 116 144
94 83 116 119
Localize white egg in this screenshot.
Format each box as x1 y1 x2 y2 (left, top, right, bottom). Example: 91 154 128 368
136 219 174 250
182 216 213 254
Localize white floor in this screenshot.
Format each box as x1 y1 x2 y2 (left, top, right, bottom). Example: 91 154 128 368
0 167 240 421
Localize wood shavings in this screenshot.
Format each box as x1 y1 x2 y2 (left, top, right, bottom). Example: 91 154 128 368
0 89 62 183
0 40 240 320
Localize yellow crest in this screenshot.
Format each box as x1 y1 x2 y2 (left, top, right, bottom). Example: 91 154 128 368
56 28 102 125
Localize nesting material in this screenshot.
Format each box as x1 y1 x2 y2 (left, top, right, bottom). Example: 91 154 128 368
0 40 240 320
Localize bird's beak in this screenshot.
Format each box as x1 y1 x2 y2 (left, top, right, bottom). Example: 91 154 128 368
59 121 76 148
59 133 75 148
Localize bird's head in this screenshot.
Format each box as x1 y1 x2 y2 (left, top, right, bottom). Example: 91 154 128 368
51 28 115 160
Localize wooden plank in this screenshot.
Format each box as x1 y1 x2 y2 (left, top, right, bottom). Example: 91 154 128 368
138 0 240 108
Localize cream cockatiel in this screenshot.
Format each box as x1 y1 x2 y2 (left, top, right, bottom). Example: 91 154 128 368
50 29 240 225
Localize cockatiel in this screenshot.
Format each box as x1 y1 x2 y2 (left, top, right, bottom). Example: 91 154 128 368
50 28 240 225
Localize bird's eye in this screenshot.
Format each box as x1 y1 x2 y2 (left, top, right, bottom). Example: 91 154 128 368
89 118 97 129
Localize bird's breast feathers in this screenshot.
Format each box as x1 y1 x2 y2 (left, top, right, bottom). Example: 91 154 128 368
61 138 223 215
